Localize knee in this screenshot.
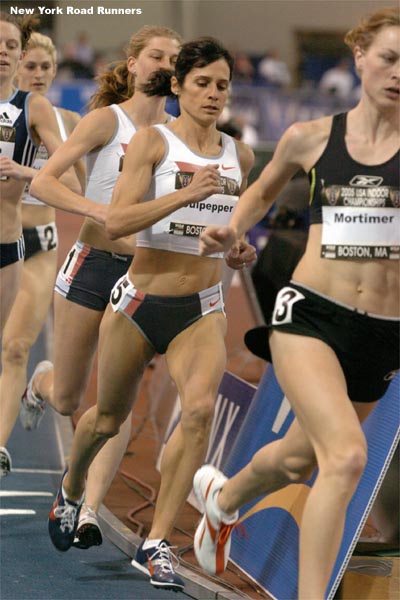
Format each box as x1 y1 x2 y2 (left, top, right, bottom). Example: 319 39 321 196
93 413 122 440
181 396 215 440
2 337 31 368
53 379 83 415
53 391 80 416
321 439 368 488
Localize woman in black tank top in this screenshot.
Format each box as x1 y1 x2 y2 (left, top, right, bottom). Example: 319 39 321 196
196 7 399 600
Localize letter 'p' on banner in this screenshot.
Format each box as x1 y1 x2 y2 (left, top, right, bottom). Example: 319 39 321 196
223 366 399 600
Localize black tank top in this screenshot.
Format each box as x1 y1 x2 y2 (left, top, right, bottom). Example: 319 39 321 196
308 112 399 260
0 90 38 169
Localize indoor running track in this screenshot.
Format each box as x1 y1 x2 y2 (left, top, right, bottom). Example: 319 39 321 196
0 364 192 600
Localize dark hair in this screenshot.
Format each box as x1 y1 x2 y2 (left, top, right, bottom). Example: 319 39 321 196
88 25 182 110
144 37 234 97
0 11 40 50
138 68 175 97
175 37 234 85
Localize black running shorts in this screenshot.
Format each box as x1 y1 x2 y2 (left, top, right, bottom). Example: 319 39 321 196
55 240 134 311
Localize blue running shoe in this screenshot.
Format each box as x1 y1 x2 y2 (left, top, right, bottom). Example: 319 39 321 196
48 469 84 552
131 539 185 591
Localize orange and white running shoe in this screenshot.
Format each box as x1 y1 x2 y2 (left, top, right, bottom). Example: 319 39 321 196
193 464 238 575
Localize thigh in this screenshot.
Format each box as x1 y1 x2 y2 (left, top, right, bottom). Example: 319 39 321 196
270 331 365 464
0 261 23 334
166 312 227 408
97 306 155 421
2 250 57 347
53 292 103 394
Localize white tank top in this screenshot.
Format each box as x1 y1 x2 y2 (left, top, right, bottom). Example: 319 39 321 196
136 124 242 258
85 104 137 205
22 107 68 206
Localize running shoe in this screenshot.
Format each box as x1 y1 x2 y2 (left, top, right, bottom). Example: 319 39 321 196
193 464 238 574
73 506 103 549
0 447 12 477
20 360 53 430
131 539 185 591
48 468 84 552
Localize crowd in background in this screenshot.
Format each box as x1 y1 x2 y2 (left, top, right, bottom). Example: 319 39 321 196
53 31 361 97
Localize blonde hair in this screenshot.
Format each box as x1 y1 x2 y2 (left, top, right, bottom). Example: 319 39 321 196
24 32 57 65
88 25 182 110
345 6 400 51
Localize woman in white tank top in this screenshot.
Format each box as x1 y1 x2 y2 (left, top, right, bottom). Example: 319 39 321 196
0 32 82 476
24 26 183 551
46 38 255 590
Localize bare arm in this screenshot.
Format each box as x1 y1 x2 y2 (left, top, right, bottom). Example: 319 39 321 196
106 127 224 240
0 158 37 182
58 107 86 192
30 107 116 224
224 140 258 268
28 94 83 195
199 122 311 256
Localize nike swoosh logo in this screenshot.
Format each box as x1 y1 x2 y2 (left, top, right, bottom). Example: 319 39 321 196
221 165 234 170
209 299 220 307
146 555 155 575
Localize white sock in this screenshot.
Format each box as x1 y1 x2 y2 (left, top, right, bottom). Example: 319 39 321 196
213 488 238 523
143 538 163 550
62 484 84 505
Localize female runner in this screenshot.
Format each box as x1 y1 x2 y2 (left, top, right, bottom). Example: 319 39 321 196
46 38 255 593
0 31 82 477
25 25 182 549
193 8 399 600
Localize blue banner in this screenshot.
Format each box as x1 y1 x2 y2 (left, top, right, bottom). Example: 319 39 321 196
224 366 400 600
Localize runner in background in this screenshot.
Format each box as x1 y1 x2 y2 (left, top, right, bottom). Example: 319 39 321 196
22 26 182 549
0 13 85 475
0 32 82 477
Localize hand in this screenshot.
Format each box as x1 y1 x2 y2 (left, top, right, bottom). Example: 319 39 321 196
0 156 31 181
90 203 108 225
225 239 257 270
185 164 223 204
199 225 237 256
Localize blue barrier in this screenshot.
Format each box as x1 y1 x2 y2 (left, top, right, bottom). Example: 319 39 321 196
47 81 180 116
46 80 356 141
223 367 400 600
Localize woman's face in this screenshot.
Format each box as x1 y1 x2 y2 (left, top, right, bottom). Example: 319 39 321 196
0 21 22 83
17 46 56 95
130 36 180 86
355 25 400 107
172 58 231 125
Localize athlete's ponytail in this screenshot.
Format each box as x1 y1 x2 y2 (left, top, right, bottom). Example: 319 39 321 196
88 61 134 110
138 68 175 97
88 25 182 110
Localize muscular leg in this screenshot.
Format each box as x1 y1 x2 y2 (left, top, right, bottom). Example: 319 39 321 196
0 260 23 335
84 413 132 512
0 250 57 446
63 307 154 500
218 418 317 514
148 312 227 540
265 332 368 600
32 294 140 519
34 293 102 415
